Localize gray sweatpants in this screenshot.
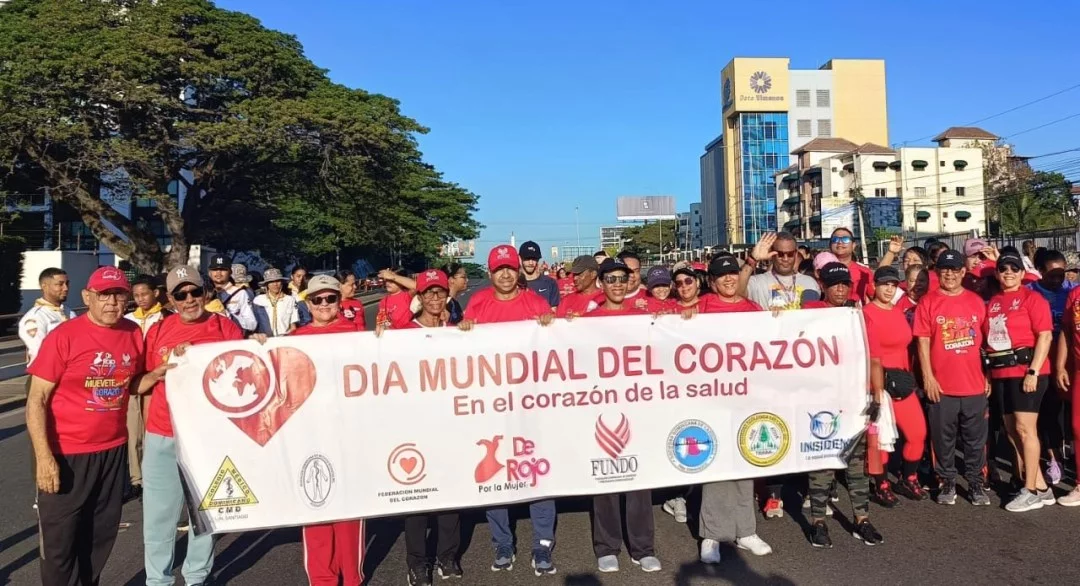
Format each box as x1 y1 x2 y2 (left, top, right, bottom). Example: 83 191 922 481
698 479 756 542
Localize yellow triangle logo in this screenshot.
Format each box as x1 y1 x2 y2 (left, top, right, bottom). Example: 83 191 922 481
199 456 259 511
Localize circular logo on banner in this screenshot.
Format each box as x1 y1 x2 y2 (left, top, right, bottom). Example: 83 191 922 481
809 411 840 440
202 350 274 416
738 413 790 467
387 443 427 486
749 70 772 94
667 419 717 473
300 454 335 508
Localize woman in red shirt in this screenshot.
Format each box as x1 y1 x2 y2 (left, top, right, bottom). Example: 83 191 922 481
671 264 706 313
863 266 929 506
985 252 1055 512
336 270 367 329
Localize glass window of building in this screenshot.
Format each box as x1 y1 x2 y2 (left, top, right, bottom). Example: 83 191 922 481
956 186 966 196
914 187 927 198
736 112 789 244
816 90 830 108
874 188 887 198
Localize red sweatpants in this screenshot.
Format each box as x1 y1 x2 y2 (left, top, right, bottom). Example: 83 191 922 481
302 520 365 586
880 393 928 466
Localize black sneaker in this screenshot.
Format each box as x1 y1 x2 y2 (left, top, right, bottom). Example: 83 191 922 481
894 476 928 501
408 564 433 586
809 521 832 549
123 483 142 503
873 481 900 508
435 558 463 580
829 480 840 503
852 519 884 546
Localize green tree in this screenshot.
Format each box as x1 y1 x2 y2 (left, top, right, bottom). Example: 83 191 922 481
0 0 480 273
619 220 678 256
997 171 1074 234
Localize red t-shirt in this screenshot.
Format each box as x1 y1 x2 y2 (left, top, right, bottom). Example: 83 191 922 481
584 304 648 317
985 288 1052 379
701 296 762 313
377 290 414 330
863 302 913 371
340 299 367 330
913 289 987 396
1063 287 1080 367
144 313 244 437
557 277 576 298
556 289 601 318
644 295 678 313
27 316 145 455
465 289 553 324
844 261 875 302
293 318 363 336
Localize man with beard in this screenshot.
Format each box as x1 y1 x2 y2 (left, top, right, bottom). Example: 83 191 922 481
519 240 560 309
19 267 74 367
744 232 820 311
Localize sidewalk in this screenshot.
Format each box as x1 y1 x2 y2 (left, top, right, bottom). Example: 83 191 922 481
0 376 26 412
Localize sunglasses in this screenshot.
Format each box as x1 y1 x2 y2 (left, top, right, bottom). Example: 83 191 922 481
310 294 339 305
603 275 629 285
675 277 697 287
831 236 853 244
999 265 1023 274
173 287 205 302
775 250 798 258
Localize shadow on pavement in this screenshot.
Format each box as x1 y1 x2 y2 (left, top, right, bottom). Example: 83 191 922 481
0 548 40 584
0 525 37 553
211 528 300 584
0 424 26 443
674 554 799 586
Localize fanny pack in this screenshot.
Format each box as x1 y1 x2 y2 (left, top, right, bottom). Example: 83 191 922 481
985 347 1034 370
883 368 917 400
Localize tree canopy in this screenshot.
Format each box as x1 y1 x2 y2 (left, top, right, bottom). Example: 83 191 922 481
0 0 480 273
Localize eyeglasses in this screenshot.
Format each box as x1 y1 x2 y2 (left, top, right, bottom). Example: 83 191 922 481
675 277 697 287
831 236 853 244
603 275 629 285
172 287 204 302
775 250 798 258
310 294 339 305
91 290 127 302
421 289 449 299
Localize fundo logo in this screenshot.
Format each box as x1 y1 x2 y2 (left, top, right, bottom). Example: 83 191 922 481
591 414 638 483
801 411 845 459
474 435 550 494
202 348 316 446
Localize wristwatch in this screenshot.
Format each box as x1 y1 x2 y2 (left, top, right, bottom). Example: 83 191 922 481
1026 368 1037 376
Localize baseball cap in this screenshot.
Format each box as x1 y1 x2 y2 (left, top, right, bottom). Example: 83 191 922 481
873 266 901 284
708 256 740 276
813 252 840 271
260 268 287 284
518 241 542 260
571 255 599 274
487 245 521 271
86 266 131 293
820 262 852 288
416 268 449 293
963 238 989 258
936 250 964 270
304 274 340 297
646 266 671 288
166 265 204 293
597 258 629 277
997 252 1025 271
208 254 231 270
691 262 707 272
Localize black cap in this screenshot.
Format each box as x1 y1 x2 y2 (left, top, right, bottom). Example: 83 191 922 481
209 254 231 270
936 250 964 270
873 266 901 284
597 258 629 277
820 262 852 288
519 241 542 260
997 252 1025 272
708 256 740 276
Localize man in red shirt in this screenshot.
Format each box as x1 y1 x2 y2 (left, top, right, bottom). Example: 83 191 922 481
460 244 557 576
555 256 600 319
27 266 165 586
913 249 991 506
140 266 245 586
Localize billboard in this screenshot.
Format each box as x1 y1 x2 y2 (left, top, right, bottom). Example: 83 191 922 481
616 196 677 221
439 239 475 258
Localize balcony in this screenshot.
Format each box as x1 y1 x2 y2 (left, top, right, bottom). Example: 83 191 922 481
811 187 822 195
782 195 800 207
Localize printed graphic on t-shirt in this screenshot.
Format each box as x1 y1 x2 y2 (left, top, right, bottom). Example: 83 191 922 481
939 314 980 351
766 285 807 310
85 351 131 411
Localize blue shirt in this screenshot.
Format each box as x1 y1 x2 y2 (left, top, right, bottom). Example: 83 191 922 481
526 275 561 308
1027 280 1077 335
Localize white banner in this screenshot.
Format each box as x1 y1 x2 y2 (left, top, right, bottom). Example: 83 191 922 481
166 308 869 534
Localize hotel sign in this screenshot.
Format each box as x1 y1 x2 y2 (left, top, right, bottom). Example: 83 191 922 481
721 58 789 114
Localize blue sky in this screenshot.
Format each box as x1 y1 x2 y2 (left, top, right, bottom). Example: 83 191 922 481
219 0 1080 261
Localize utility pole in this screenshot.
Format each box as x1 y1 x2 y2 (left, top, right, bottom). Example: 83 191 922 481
575 206 581 248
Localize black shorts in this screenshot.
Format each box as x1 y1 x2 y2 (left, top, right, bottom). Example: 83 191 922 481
992 375 1049 415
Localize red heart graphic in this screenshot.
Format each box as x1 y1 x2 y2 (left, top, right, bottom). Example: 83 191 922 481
400 457 417 474
204 348 316 446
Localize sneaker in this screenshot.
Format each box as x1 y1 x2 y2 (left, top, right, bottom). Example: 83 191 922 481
1047 460 1063 486
490 546 515 572
1005 488 1044 512
632 556 662 572
936 480 957 505
177 520 190 532
736 534 773 556
969 482 992 506
852 519 884 546
1057 487 1080 506
829 481 840 503
124 483 143 503
1038 488 1056 506
408 564 432 586
763 497 784 519
801 495 833 516
662 497 687 523
809 521 832 549
597 555 619 573
873 481 900 508
435 558 462 580
531 544 556 576
699 539 721 564
894 476 928 501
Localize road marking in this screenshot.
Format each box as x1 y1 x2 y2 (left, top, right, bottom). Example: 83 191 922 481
0 406 26 423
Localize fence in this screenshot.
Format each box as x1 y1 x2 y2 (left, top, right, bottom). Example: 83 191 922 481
896 228 1079 257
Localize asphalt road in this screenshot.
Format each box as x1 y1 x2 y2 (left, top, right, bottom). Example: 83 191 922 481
3 290 1080 585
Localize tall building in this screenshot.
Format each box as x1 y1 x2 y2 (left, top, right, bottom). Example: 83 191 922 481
676 203 703 251
599 225 631 251
704 57 889 246
699 136 724 247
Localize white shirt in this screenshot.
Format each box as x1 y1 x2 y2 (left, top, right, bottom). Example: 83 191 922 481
18 299 75 365
254 293 299 337
124 305 167 337
219 285 257 332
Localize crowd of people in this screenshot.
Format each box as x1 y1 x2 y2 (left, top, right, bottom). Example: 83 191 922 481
16 228 1080 585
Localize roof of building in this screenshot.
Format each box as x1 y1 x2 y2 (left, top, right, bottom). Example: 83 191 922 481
932 127 999 142
773 164 799 177
848 142 895 155
791 137 859 154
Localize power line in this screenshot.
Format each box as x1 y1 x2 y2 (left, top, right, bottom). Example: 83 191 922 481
1002 112 1080 140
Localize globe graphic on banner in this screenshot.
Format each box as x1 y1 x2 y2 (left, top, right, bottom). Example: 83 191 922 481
203 350 272 415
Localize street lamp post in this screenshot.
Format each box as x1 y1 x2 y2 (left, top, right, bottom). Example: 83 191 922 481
575 206 581 248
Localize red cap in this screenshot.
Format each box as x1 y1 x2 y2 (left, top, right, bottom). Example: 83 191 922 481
416 268 449 293
86 266 131 293
487 245 521 271
691 262 707 272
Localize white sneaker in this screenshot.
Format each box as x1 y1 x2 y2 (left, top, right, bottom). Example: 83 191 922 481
699 538 721 564
736 534 773 556
663 497 688 523
1058 487 1080 507
597 554 619 573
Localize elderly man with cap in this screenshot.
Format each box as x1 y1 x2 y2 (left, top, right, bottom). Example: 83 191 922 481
519 240 561 309
913 249 992 507
207 254 257 333
556 255 601 319
253 268 299 337
140 265 246 586
27 266 166 585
